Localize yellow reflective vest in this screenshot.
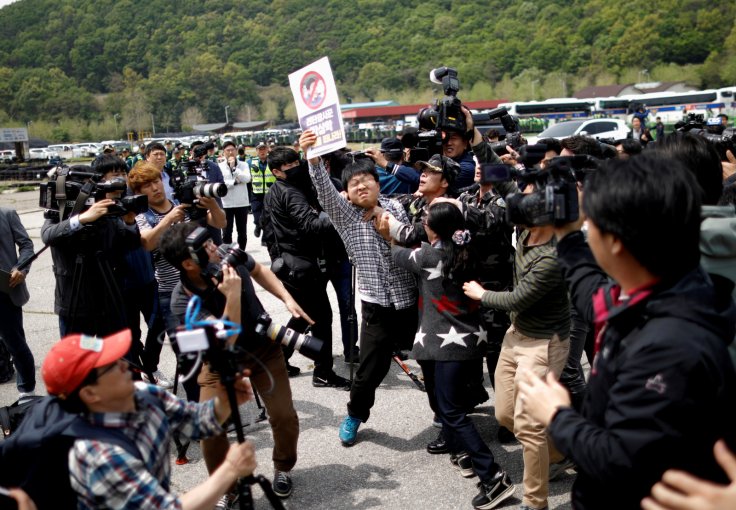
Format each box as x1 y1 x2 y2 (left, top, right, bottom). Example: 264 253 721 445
250 159 275 195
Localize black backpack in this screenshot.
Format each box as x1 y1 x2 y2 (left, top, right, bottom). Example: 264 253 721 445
0 394 155 510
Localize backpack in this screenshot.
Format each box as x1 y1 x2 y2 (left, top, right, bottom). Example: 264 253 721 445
0 393 157 510
0 395 44 438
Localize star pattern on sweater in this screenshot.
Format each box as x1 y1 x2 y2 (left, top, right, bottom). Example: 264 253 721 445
438 327 469 349
432 295 461 315
423 260 443 280
409 248 420 263
474 326 488 346
414 327 426 347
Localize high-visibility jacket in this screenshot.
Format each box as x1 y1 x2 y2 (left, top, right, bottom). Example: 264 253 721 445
250 160 276 195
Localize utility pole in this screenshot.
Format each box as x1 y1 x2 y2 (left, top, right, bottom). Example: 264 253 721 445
225 105 230 125
113 113 120 138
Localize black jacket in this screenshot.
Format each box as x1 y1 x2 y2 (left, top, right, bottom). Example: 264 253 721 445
550 231 736 510
262 179 333 261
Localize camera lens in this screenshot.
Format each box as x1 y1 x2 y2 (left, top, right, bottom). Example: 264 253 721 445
193 182 228 198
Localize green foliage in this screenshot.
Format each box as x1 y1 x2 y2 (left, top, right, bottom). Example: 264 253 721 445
0 0 734 141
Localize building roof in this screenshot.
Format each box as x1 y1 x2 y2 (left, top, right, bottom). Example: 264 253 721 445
574 81 695 98
341 99 507 120
573 84 631 98
339 100 398 110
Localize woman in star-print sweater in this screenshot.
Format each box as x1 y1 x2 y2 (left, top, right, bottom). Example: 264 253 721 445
388 200 512 496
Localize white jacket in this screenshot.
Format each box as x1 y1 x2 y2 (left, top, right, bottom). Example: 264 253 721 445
219 160 252 208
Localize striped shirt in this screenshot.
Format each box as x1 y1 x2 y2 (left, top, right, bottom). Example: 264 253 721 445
135 204 187 293
69 383 223 509
481 229 570 338
309 160 416 309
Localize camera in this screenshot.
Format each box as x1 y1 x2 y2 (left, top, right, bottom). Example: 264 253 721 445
170 160 227 219
418 67 465 134
39 166 148 221
484 107 524 155
254 313 325 362
675 114 735 161
192 141 216 159
505 155 598 227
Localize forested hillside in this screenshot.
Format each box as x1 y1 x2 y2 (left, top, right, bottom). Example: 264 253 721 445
1 0 735 139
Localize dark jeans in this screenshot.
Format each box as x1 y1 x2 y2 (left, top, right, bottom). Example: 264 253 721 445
0 293 35 393
123 281 165 374
327 259 358 356
281 274 334 377
431 359 500 482
224 207 248 249
251 196 265 231
347 301 417 422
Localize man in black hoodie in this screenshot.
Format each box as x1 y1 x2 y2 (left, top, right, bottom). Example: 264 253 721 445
518 152 736 510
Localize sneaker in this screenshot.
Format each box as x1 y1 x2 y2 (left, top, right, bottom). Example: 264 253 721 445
549 457 576 481
286 363 301 377
472 471 515 509
432 414 443 428
426 429 448 454
313 372 351 389
18 391 36 399
272 470 292 498
254 226 261 238
214 491 239 509
339 415 361 446
142 370 173 390
450 451 476 478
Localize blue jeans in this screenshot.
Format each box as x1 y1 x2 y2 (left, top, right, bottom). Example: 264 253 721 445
0 293 35 393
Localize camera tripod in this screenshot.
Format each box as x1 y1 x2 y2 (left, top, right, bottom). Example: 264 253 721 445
209 345 286 510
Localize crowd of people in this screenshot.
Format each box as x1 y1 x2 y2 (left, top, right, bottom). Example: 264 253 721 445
0 107 735 510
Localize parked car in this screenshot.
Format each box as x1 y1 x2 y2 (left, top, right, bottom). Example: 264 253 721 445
72 143 102 158
528 118 629 143
28 148 58 160
47 144 74 158
0 150 17 163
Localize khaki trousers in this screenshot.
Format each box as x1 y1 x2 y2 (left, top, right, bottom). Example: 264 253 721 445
495 327 569 509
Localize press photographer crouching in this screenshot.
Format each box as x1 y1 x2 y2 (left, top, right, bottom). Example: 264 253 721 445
40 164 143 337
160 223 311 504
46 329 257 509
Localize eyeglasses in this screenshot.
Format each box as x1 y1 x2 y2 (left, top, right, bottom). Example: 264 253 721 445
96 360 122 379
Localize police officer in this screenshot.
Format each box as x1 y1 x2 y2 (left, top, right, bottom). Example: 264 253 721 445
249 141 276 238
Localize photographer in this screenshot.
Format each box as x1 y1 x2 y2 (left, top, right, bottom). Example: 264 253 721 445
130 161 225 319
41 165 141 337
262 147 350 388
463 165 572 510
160 222 309 503
218 141 251 249
517 153 736 510
41 329 257 510
365 137 420 195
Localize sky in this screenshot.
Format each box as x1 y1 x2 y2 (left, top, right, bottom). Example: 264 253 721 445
0 0 18 8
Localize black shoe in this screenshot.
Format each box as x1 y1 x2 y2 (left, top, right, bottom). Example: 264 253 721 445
286 363 301 377
426 429 448 454
472 471 515 509
254 226 261 238
344 351 360 363
392 350 409 361
313 372 351 389
450 451 476 478
465 383 490 412
272 470 292 498
497 426 516 444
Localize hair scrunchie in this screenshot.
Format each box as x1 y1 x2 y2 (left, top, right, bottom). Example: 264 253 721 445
451 229 472 246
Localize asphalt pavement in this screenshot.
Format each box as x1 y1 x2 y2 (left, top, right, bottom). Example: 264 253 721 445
0 189 574 509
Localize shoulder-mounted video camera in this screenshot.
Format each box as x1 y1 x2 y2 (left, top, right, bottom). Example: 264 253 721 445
675 114 735 161
504 155 598 227
39 165 148 221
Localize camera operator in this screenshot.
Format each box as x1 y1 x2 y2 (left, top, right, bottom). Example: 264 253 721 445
463 165 572 510
128 161 226 385
261 147 350 388
248 141 276 239
218 141 251 249
160 222 309 503
518 152 736 510
41 166 141 337
41 329 257 510
365 137 420 195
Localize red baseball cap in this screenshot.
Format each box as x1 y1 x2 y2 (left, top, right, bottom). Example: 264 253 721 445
42 329 132 398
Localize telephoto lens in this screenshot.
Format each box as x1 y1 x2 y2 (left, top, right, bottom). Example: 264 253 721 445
193 182 228 198
254 313 325 361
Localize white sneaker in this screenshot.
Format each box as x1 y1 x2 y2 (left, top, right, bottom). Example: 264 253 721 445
143 370 173 390
18 391 36 399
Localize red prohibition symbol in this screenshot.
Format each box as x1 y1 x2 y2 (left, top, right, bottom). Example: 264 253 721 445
300 71 326 110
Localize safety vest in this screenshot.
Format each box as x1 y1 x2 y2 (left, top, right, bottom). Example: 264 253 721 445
250 160 276 195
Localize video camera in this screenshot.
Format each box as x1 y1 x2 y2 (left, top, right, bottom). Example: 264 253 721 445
39 166 148 221
504 155 598 227
484 107 524 155
675 114 735 161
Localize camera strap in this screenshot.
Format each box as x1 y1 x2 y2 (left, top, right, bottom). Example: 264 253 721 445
69 182 95 218
55 174 68 220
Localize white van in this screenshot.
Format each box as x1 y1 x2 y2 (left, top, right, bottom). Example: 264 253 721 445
47 144 74 158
